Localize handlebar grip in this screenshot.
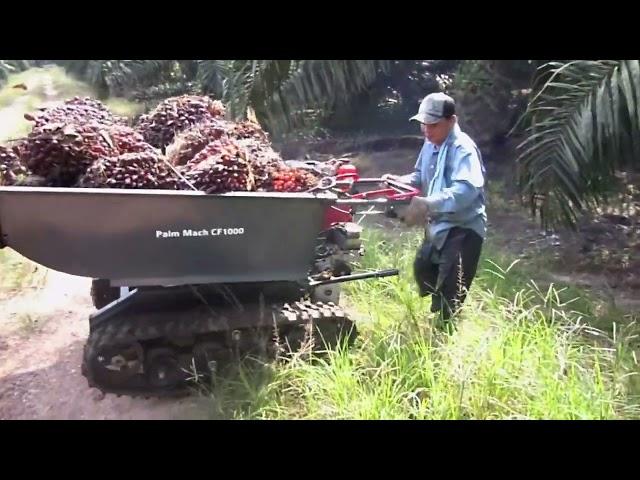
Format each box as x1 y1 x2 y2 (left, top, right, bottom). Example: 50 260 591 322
384 178 420 195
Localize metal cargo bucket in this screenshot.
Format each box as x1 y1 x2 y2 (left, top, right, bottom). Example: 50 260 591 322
0 187 336 287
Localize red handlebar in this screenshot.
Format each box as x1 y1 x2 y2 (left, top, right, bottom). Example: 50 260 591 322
317 173 419 227
348 178 420 202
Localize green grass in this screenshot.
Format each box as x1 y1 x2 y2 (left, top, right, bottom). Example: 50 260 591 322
0 66 143 142
202 228 640 420
0 248 46 299
0 66 92 142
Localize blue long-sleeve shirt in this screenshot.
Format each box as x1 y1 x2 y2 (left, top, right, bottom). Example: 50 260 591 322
400 123 487 250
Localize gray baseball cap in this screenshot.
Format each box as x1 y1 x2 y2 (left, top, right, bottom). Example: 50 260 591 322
410 92 456 124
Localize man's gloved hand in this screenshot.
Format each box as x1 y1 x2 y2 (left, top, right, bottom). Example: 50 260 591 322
402 196 430 226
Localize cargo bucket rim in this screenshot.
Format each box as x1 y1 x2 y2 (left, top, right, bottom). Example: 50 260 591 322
0 186 338 203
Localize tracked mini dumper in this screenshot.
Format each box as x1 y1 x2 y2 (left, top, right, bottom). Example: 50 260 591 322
0 163 418 397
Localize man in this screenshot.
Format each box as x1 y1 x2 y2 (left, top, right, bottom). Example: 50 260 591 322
385 92 487 324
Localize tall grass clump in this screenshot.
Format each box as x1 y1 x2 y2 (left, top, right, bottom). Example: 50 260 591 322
203 228 640 419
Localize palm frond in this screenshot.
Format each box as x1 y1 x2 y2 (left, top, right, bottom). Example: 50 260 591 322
117 60 177 89
265 60 391 134
515 60 640 229
222 60 260 119
56 60 178 97
58 60 92 77
196 60 230 98
178 60 199 81
51 60 391 136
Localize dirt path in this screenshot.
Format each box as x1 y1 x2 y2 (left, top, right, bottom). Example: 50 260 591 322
0 70 54 142
0 76 212 419
0 264 211 420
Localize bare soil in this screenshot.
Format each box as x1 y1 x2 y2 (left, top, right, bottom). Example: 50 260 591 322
0 268 211 420
0 72 212 419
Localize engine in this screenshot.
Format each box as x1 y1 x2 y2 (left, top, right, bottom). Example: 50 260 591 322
311 221 363 304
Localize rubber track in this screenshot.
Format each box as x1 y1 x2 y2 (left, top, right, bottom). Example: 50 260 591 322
81 300 355 398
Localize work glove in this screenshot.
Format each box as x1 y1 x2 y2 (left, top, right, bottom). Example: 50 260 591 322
402 196 430 227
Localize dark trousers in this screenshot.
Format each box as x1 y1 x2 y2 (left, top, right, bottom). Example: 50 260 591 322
413 227 483 321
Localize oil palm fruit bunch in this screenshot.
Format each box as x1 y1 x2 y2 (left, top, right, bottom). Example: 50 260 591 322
20 121 122 186
135 95 226 149
0 145 30 186
78 151 177 190
181 137 252 193
24 97 126 128
165 121 227 167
